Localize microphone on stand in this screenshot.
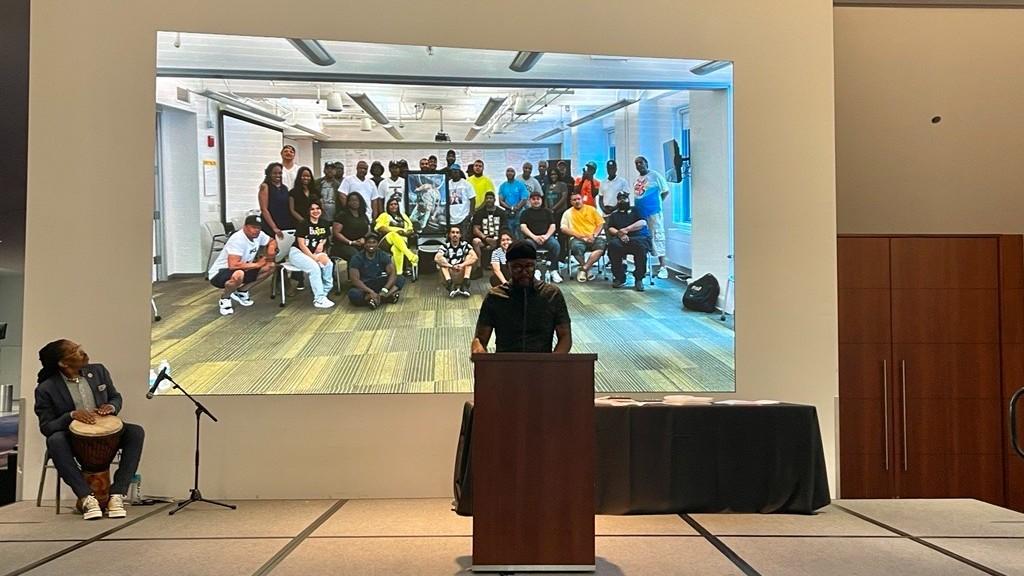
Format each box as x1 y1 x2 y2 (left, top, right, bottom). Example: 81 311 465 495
147 366 170 399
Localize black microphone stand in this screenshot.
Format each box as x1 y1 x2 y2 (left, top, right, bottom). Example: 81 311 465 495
163 374 236 516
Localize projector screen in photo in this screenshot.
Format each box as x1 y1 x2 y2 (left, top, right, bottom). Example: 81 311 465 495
150 31 735 395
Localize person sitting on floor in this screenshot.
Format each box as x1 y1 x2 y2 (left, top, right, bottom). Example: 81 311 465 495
489 230 515 287
374 196 419 276
347 233 404 310
435 225 478 298
289 199 334 309
207 214 278 316
560 191 606 283
606 190 651 291
34 340 145 520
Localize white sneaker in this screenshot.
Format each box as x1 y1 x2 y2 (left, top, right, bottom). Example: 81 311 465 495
657 267 669 280
313 297 335 309
106 494 127 519
230 291 254 307
449 289 458 299
218 298 234 316
550 270 563 284
576 269 587 283
78 495 102 520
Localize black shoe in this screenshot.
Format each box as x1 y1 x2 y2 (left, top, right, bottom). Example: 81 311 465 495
368 297 379 310
612 279 627 289
634 278 645 292
386 291 400 304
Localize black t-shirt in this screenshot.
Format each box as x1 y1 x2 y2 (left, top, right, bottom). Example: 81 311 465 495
290 189 320 220
607 208 650 238
296 218 330 252
333 209 370 241
477 282 571 353
441 241 473 265
471 207 509 238
519 207 555 236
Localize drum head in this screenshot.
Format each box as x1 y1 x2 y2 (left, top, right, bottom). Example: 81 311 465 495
69 414 124 437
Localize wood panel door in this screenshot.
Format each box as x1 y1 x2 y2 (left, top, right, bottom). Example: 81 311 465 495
999 235 1024 513
838 237 896 498
891 237 1003 504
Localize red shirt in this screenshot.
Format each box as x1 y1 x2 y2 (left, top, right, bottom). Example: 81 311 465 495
574 177 600 206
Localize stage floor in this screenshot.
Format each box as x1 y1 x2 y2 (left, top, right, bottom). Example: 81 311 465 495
1 498 1021 575
151 269 735 395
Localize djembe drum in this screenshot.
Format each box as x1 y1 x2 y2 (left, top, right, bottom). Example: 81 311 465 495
69 415 123 508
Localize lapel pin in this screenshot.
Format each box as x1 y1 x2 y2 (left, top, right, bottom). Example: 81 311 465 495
87 372 94 378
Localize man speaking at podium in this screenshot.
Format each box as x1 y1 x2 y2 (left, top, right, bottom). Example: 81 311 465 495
472 240 572 354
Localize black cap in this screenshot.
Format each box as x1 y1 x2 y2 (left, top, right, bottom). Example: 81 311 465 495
616 190 630 201
506 240 537 261
607 159 617 167
529 189 543 198
244 215 262 227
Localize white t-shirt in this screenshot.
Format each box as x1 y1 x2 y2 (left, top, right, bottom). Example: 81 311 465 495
340 175 381 221
378 177 405 205
207 229 271 279
601 176 632 210
281 164 299 190
449 179 473 224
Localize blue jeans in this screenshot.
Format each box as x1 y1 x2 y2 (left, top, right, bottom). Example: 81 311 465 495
288 247 334 300
525 236 561 268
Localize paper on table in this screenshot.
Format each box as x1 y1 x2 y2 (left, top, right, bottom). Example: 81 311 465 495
714 399 781 406
663 394 714 405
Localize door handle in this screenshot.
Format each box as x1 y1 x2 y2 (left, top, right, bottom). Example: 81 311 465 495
1011 387 1024 460
901 360 908 471
883 359 889 471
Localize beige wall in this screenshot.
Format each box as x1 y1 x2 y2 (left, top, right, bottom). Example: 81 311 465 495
835 6 1024 234
23 0 837 499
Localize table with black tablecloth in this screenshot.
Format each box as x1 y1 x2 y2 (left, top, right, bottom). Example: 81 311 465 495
595 403 830 514
453 401 830 516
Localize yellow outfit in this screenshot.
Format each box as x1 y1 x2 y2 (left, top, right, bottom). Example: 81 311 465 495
564 204 605 237
468 175 496 207
374 212 419 274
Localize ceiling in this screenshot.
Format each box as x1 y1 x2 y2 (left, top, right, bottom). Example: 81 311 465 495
156 32 732 89
156 32 726 144
163 77 690 143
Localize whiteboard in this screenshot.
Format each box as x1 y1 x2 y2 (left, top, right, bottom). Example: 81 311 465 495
222 115 283 222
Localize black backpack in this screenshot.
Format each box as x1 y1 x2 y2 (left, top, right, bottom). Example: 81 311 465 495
682 273 720 313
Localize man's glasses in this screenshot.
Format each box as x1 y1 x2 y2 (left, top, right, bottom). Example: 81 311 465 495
509 262 536 272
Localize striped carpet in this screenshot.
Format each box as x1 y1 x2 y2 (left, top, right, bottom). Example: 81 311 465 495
151 269 734 395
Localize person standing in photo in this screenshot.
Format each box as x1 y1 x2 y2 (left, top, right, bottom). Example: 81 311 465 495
258 162 293 240
467 159 496 212
280 144 298 189
340 160 382 222
633 155 671 279
378 160 405 206
599 159 631 216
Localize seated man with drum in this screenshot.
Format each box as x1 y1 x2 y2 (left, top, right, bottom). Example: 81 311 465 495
34 340 145 520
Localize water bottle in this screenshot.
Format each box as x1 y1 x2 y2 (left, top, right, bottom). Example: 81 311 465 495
128 473 142 504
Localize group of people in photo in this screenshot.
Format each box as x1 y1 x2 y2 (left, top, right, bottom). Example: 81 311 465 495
205 144 673 314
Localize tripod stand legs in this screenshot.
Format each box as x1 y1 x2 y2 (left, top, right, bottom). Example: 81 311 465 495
169 489 237 515
169 405 237 515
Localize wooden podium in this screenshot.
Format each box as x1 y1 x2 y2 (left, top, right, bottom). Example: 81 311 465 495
471 353 596 573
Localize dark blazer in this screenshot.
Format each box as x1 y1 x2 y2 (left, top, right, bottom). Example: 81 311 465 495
34 363 123 437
